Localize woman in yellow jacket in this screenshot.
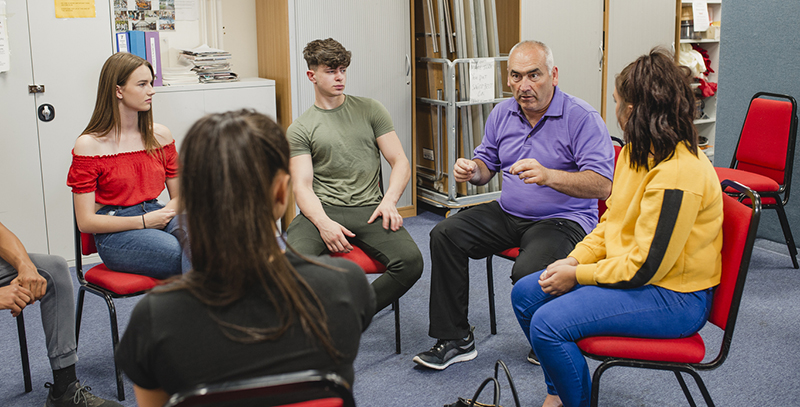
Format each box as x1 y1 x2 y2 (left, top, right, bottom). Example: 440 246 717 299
511 49 723 407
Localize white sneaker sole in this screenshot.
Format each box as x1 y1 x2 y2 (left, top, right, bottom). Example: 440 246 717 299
413 349 477 370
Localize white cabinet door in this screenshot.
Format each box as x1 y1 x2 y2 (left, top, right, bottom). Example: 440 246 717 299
292 0 413 208
5 0 114 259
520 0 605 112
605 0 675 140
0 0 48 253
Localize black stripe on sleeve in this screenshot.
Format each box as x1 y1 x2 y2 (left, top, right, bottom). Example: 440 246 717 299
600 189 684 289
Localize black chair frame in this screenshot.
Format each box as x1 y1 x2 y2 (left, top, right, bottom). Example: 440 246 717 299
582 181 761 407
163 370 356 407
73 216 153 401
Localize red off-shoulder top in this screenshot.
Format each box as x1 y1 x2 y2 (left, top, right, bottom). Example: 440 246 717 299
67 141 178 207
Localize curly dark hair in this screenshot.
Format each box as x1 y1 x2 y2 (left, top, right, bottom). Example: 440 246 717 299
616 48 698 170
303 38 351 70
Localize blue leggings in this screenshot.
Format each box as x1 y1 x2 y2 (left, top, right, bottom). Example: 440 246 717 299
511 270 713 407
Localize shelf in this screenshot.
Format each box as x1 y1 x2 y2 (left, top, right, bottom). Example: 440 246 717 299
680 38 719 44
694 117 716 125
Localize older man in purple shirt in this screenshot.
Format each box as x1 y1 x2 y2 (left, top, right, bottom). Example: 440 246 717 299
414 40 615 371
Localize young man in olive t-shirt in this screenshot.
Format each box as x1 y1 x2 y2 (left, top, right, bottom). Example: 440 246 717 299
286 38 422 311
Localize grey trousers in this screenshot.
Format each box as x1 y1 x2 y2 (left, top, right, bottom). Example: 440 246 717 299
0 253 78 370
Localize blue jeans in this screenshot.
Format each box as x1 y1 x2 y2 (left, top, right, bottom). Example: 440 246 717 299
94 200 190 278
511 270 713 407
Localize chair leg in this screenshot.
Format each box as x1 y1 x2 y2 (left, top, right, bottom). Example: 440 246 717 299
75 288 86 346
773 203 799 268
393 300 401 354
673 371 698 407
102 293 126 401
17 311 33 393
486 255 497 335
679 367 716 407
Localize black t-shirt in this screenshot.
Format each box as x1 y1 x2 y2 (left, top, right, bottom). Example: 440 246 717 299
115 252 375 395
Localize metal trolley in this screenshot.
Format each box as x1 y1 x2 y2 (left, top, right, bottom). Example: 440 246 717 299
416 55 510 214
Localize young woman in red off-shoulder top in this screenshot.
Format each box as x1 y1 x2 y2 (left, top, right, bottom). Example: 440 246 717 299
67 53 188 278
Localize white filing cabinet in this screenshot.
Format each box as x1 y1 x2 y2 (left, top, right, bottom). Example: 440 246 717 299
153 78 277 145
151 78 278 229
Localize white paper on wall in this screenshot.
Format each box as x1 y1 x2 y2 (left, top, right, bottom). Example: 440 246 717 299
469 58 495 103
175 0 198 21
0 1 9 73
692 0 710 32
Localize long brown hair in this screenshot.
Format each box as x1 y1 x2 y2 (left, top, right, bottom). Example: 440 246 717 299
170 109 339 358
82 52 161 154
616 48 698 170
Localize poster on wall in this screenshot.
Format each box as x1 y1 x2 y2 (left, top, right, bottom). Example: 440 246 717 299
55 0 95 18
114 0 175 32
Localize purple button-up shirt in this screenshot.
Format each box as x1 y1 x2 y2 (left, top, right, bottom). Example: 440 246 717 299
473 86 614 233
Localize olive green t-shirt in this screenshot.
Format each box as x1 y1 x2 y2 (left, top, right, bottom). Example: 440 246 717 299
287 95 395 207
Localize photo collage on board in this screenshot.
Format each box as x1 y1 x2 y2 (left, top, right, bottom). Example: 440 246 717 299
114 0 175 32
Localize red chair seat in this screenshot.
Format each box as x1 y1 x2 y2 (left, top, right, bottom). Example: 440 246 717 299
715 167 780 193
330 246 386 274
715 167 780 206
497 247 520 259
84 264 163 295
577 333 706 364
283 398 343 407
281 398 344 407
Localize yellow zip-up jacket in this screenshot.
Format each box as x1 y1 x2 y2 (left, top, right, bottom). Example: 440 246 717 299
571 142 723 292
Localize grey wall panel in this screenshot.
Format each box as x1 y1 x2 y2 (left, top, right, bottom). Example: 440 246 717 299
520 0 604 113
605 0 675 141
292 1 413 208
717 0 800 245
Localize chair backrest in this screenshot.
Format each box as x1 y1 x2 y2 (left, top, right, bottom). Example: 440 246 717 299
732 92 798 188
598 144 624 218
706 181 760 365
163 370 355 407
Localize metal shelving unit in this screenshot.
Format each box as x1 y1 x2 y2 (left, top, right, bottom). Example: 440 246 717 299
416 56 510 211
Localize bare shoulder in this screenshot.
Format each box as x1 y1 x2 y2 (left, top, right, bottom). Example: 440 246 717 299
73 133 106 156
153 123 174 146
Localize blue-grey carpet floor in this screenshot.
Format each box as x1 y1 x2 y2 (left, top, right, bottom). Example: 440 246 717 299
1 207 798 406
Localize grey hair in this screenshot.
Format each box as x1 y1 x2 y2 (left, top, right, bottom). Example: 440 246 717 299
509 40 555 74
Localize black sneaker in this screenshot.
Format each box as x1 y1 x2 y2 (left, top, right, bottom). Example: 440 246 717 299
527 349 540 365
413 330 477 370
45 380 123 407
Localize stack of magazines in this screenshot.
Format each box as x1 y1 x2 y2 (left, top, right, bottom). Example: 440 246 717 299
179 44 239 83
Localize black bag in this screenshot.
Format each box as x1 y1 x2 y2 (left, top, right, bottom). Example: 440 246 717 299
444 360 521 407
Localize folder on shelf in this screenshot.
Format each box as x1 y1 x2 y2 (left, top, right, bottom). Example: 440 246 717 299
144 31 162 87
128 30 146 60
115 32 129 54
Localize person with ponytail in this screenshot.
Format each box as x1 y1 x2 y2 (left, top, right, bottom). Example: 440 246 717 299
511 48 723 407
115 110 375 406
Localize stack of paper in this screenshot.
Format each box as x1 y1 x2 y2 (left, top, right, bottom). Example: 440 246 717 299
179 44 238 83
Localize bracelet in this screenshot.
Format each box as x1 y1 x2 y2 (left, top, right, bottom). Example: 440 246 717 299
141 214 146 229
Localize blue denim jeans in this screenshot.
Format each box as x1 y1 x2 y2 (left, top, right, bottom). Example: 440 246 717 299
94 200 190 278
511 270 713 407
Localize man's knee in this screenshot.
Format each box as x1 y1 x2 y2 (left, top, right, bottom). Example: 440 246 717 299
429 214 467 248
387 242 423 287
